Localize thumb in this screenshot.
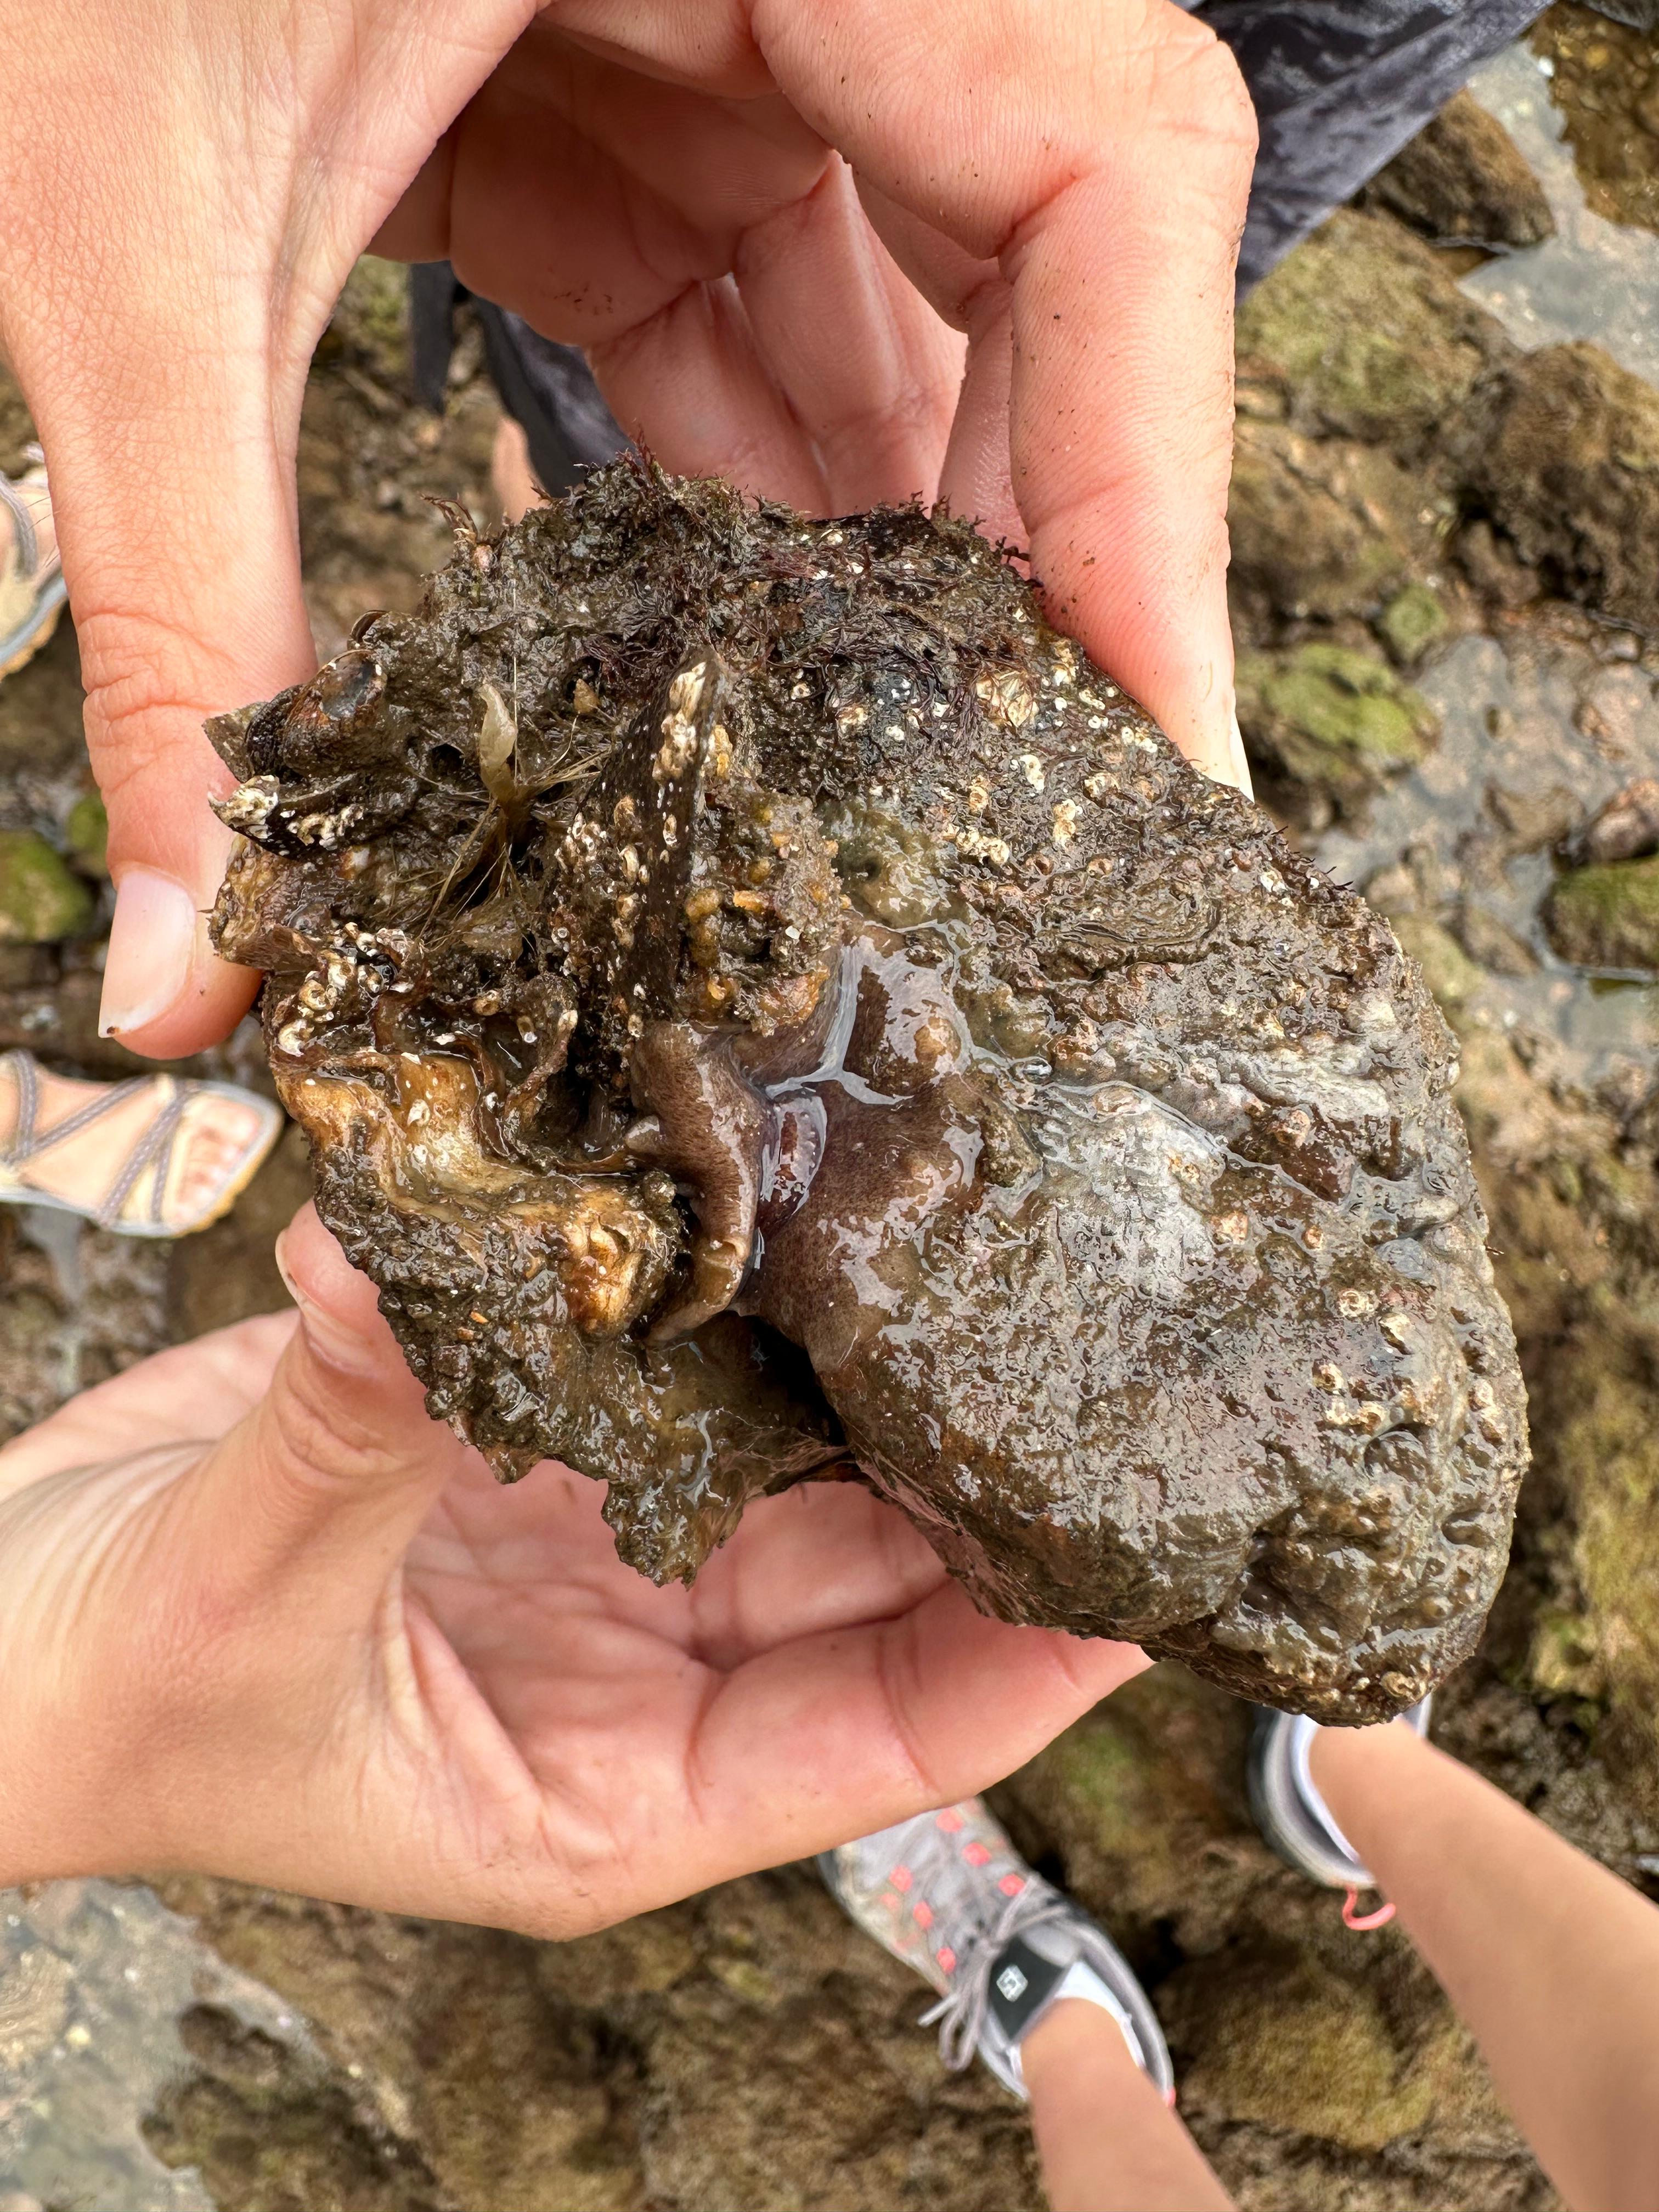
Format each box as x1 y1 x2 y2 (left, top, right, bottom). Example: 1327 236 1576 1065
29 362 318 1057
187 1204 470 1595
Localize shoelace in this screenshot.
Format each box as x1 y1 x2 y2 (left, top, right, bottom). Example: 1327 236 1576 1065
918 1883 1076 2072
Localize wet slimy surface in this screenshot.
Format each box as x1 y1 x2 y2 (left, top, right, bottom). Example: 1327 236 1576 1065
210 465 1527 1721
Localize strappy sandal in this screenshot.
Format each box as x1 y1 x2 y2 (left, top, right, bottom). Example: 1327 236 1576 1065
0 1048 284 1238
0 458 67 681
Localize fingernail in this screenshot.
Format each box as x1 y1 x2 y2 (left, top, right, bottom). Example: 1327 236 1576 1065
274 1229 383 1378
98 867 200 1036
1226 705 1254 800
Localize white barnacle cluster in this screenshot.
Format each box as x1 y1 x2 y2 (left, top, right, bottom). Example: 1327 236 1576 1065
558 811 605 872
218 774 281 837
653 660 707 783
1313 1357 1393 1438
950 822 1013 868
275 920 407 1058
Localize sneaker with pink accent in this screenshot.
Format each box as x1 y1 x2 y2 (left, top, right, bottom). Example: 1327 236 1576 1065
1247 1697 1432 1930
819 1797 1173 2102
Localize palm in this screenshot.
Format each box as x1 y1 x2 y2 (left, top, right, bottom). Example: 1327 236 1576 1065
400 1452 957 1916
0 1266 1138 1929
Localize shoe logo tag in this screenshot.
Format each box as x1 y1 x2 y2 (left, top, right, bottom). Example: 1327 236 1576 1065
996 1965 1028 2002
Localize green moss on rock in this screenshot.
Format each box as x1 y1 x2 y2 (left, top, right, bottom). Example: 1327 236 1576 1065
1389 913 1486 1018
1380 583 1450 666
1544 853 1659 972
1235 208 1506 446
1237 642 1438 820
1541 1322 1659 1812
0 828 94 943
1165 1942 1469 2152
64 790 108 876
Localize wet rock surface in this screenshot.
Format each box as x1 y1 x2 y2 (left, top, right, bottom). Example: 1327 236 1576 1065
207 466 1525 1724
1532 3 1659 236
1363 86 1556 247
5 71 1659 2208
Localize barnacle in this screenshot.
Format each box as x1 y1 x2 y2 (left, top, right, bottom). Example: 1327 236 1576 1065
210 461 1527 1721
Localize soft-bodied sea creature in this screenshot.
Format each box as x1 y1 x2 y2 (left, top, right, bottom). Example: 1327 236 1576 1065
210 462 1527 1722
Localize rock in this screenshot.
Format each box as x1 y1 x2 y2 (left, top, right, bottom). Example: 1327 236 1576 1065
1229 422 1437 624
1163 1939 1475 2153
1379 583 1451 667
1389 914 1486 1017
0 828 93 943
1487 782 1582 857
997 1666 1256 1960
1236 642 1438 823
1537 1321 1659 1813
1565 775 1659 865
1455 518 1542 611
1452 342 1659 631
1532 5 1659 236
209 465 1527 1724
1544 852 1659 970
63 790 108 876
1234 208 1509 448
1364 88 1555 249
1452 902 1538 978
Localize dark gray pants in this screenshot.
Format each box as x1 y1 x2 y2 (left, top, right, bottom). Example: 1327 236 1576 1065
1188 0 1552 285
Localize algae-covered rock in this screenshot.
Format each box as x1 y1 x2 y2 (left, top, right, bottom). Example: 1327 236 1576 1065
0 828 94 943
1379 583 1451 668
1453 902 1538 979
1164 1941 1468 2152
998 1667 1252 1955
1566 775 1659 867
1364 88 1555 249
1237 643 1438 823
1533 5 1659 237
64 790 108 877
1453 341 1659 631
1234 208 1509 447
1544 852 1659 971
1229 422 1435 624
1538 1322 1659 1812
1387 915 1486 1018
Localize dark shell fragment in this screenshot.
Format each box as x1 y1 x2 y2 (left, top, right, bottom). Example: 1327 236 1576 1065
210 461 1527 1722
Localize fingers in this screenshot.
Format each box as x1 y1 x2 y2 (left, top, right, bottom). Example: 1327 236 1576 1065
593 279 828 510
7 286 319 1054
686 1481 949 1668
181 1204 469 1600
0 35 322 1055
397 28 960 512
674 1587 1149 1894
757 0 1258 783
726 160 964 510
54 399 317 1056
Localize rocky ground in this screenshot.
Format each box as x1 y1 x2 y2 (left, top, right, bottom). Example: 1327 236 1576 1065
3 13 1659 2208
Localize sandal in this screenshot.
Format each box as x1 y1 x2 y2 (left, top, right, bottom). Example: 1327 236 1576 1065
0 1049 284 1238
0 457 67 681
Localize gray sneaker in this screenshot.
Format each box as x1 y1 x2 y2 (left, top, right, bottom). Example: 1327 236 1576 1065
819 1797 1173 2102
1248 1699 1432 1926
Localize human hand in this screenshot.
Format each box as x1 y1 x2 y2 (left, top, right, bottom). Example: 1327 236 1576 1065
0 0 1255 1060
0 1205 1144 1922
